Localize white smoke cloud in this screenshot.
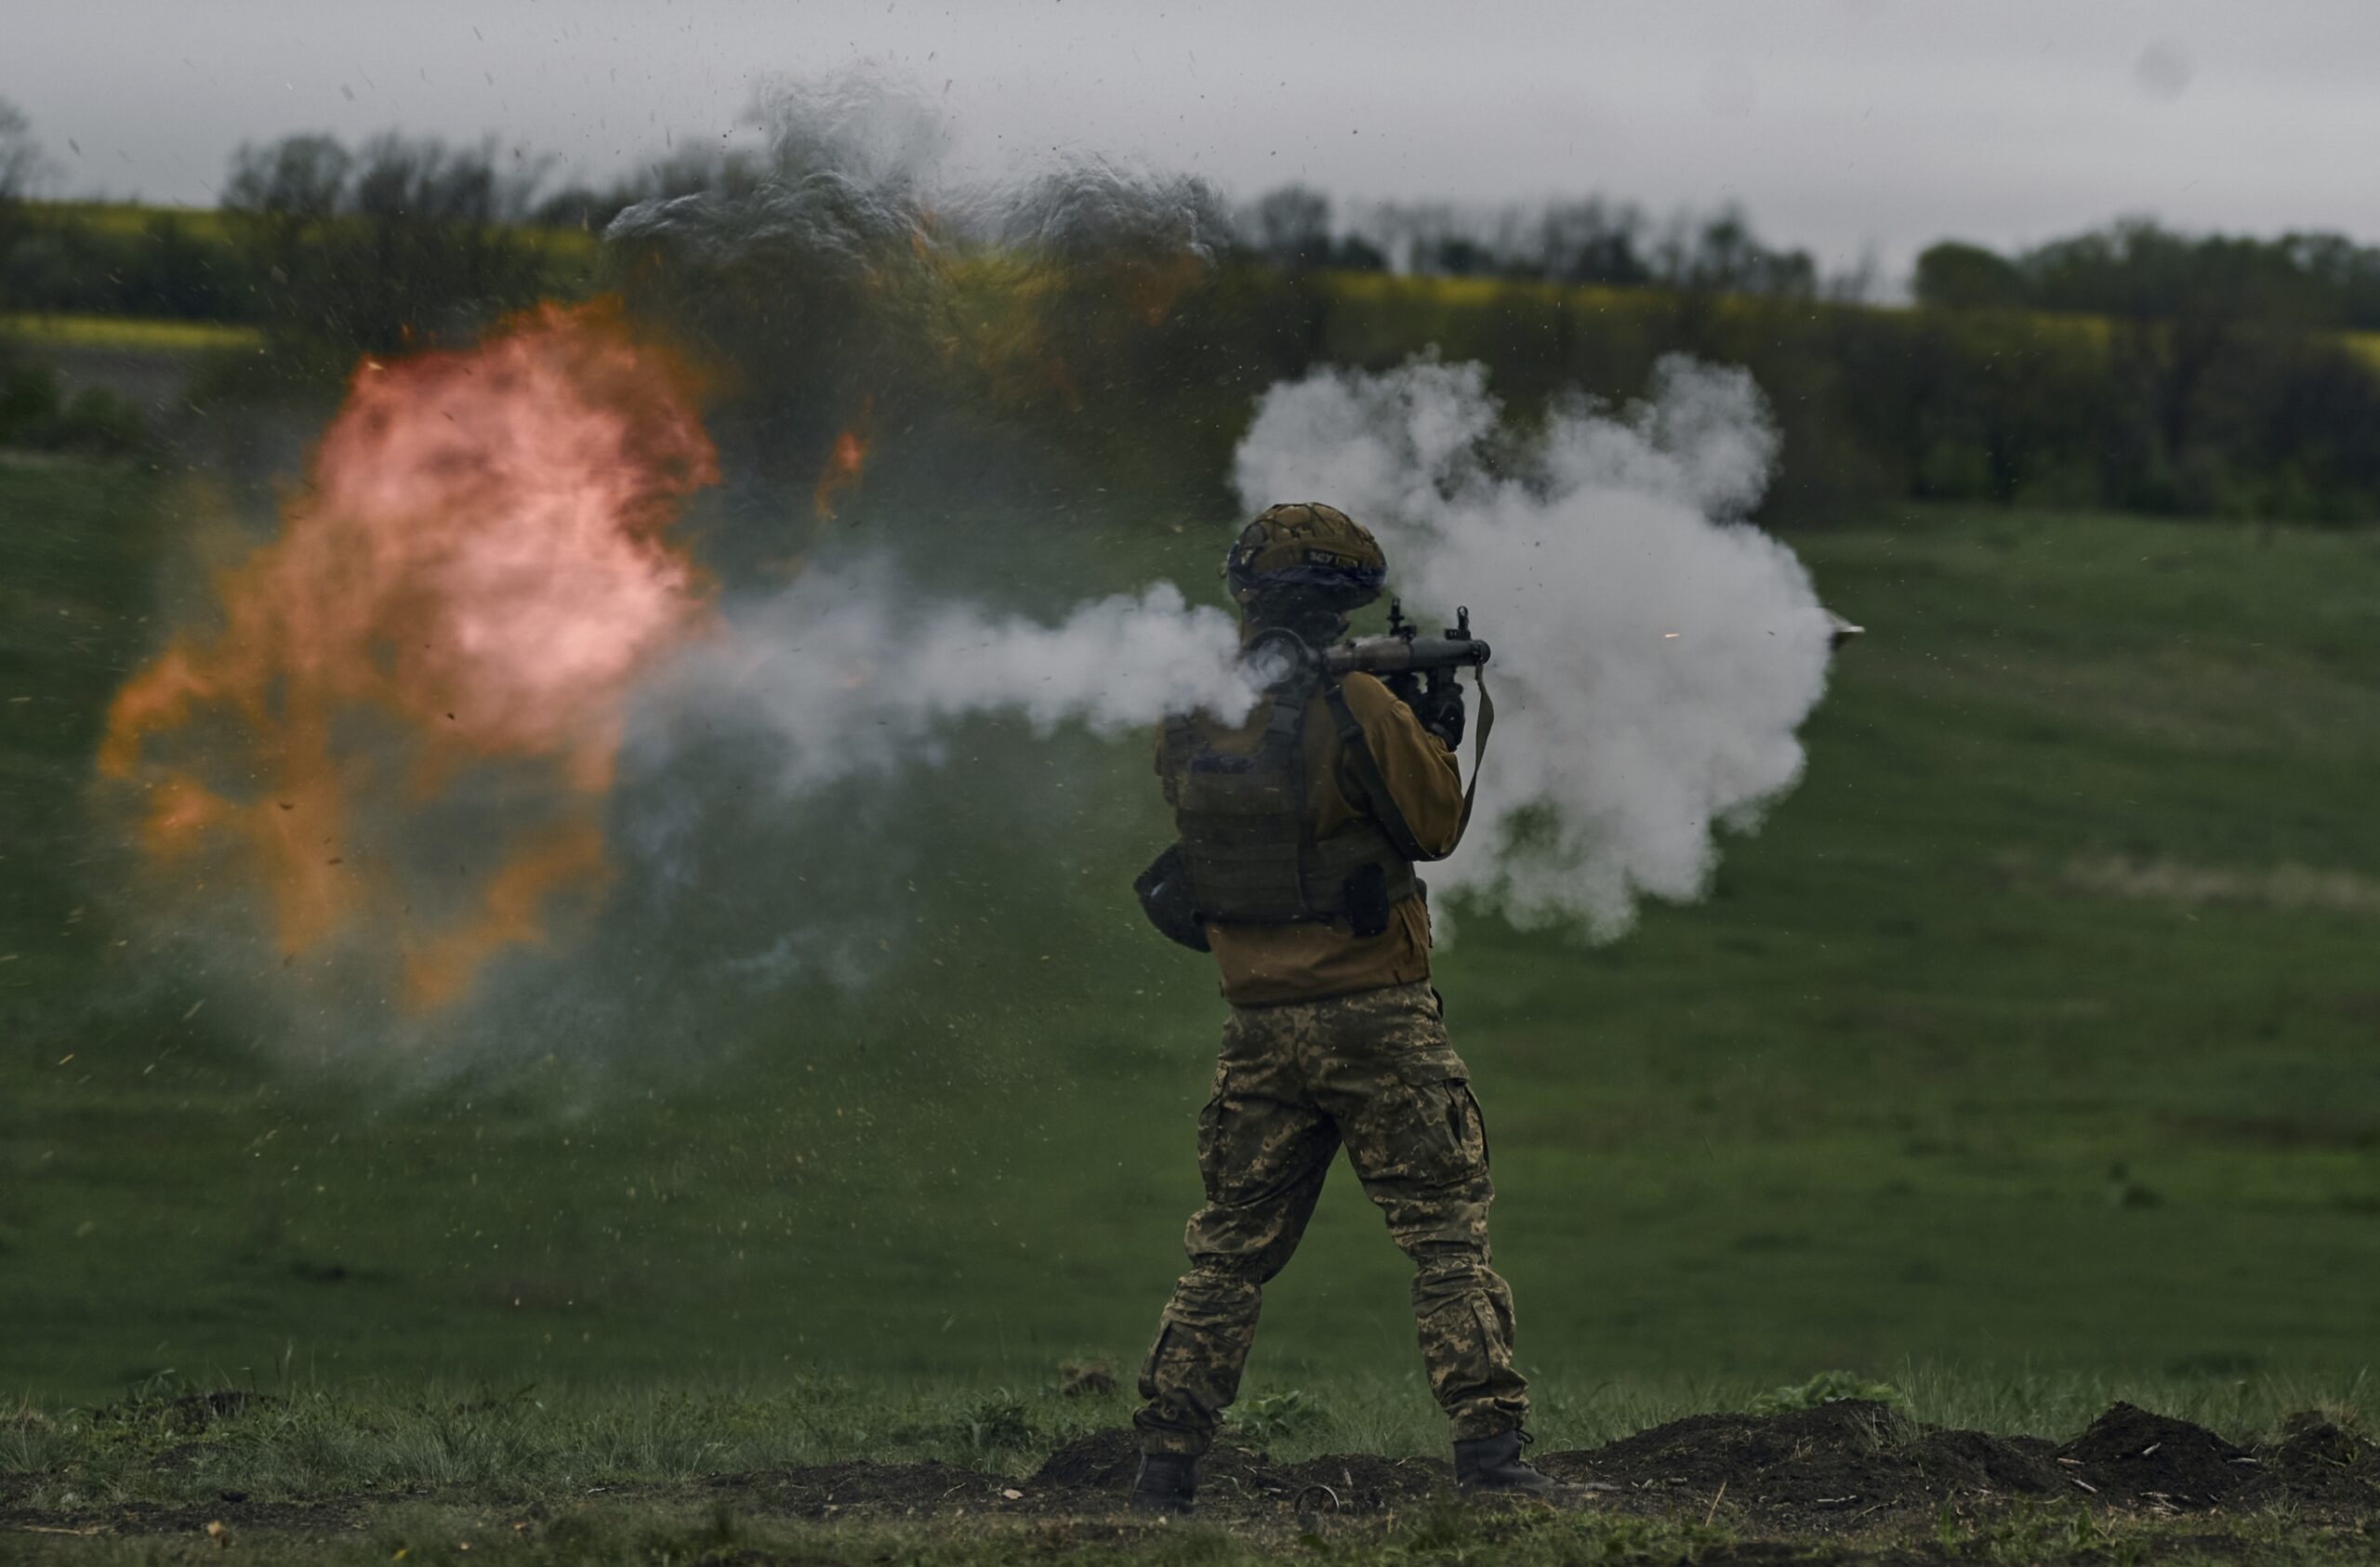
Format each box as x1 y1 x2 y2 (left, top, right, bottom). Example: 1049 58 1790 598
639 573 1256 792
1234 354 1834 937
644 355 1830 943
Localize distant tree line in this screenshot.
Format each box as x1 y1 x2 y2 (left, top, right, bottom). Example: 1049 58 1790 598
0 125 581 353
0 102 143 453
1919 223 2380 329
1232 183 1831 297
5 102 2380 521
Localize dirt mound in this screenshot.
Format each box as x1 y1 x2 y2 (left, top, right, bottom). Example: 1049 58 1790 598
1536 1401 2065 1522
2053 1402 2250 1507
997 1406 2380 1524
1030 1427 1141 1492
2257 1416 2379 1510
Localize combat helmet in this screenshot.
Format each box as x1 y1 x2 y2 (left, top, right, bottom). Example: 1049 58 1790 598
1223 503 1387 614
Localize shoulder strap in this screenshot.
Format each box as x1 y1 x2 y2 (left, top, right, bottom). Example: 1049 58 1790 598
1323 681 1435 863
1323 674 1495 864
1461 667 1494 840
1258 685 1308 757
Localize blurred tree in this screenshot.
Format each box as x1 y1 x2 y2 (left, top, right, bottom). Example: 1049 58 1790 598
1999 219 2380 330
1913 241 2027 309
0 97 52 287
1332 231 1388 271
1247 184 1332 271
222 132 552 360
221 133 353 222
1654 207 1816 297
1534 199 1651 286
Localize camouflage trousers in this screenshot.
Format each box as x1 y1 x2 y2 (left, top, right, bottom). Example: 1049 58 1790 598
1133 980 1528 1455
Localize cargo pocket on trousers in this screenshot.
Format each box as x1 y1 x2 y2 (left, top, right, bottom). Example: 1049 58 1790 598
1459 1083 1490 1173
1195 1098 1222 1203
1418 1295 1496 1403
1195 1066 1234 1203
1139 1322 1179 1402
1392 1064 1487 1186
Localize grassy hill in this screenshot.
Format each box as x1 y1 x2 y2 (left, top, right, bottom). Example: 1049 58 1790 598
3 453 2375 1438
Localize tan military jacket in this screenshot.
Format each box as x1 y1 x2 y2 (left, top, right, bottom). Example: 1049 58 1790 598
1157 672 1464 1007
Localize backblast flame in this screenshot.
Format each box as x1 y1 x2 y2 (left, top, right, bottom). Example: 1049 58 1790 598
99 298 719 1014
813 400 874 520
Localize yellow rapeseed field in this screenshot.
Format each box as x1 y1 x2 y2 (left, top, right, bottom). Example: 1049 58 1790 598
0 313 264 352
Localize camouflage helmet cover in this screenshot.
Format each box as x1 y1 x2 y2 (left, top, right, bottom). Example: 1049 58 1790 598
1223 502 1388 609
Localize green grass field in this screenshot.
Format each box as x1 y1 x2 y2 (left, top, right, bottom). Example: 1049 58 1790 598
4 454 2377 1472
7 453 2380 1560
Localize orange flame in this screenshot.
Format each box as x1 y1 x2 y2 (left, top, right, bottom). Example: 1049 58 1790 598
99 298 719 1011
812 399 874 520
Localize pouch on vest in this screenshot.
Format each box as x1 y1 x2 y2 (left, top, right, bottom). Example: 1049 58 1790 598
1343 862 1392 938
1134 842 1210 952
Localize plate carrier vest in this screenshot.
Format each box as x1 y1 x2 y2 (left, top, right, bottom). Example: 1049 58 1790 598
1161 679 1423 925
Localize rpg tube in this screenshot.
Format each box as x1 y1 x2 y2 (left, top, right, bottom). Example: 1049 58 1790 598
1324 635 1492 678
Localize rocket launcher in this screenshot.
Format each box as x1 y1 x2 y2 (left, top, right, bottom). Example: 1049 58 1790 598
1248 598 1856 692
1241 599 1489 693
1325 600 1492 679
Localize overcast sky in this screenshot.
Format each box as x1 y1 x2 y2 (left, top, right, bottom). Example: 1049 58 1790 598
8 0 2376 276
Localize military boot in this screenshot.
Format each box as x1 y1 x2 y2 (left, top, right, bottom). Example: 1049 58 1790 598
1453 1429 1567 1498
1130 1451 1198 1515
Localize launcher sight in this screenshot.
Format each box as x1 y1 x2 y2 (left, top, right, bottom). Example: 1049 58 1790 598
1324 600 1492 679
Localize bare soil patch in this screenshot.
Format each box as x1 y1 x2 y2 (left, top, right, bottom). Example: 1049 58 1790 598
665 1400 2380 1546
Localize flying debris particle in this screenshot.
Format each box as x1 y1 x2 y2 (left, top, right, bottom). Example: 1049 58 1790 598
182 1000 205 1021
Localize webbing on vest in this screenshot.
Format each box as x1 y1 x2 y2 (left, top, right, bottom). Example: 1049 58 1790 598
1164 683 1419 924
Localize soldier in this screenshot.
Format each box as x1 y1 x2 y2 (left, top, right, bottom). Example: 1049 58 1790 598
1128 502 1566 1513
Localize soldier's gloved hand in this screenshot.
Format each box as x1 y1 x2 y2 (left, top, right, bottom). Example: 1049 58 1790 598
1411 679 1466 749
1383 669 1422 707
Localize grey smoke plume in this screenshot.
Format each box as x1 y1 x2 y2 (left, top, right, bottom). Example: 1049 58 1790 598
603 68 1230 277
1233 355 1834 937
978 157 1232 263
638 574 1256 790
602 71 946 275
